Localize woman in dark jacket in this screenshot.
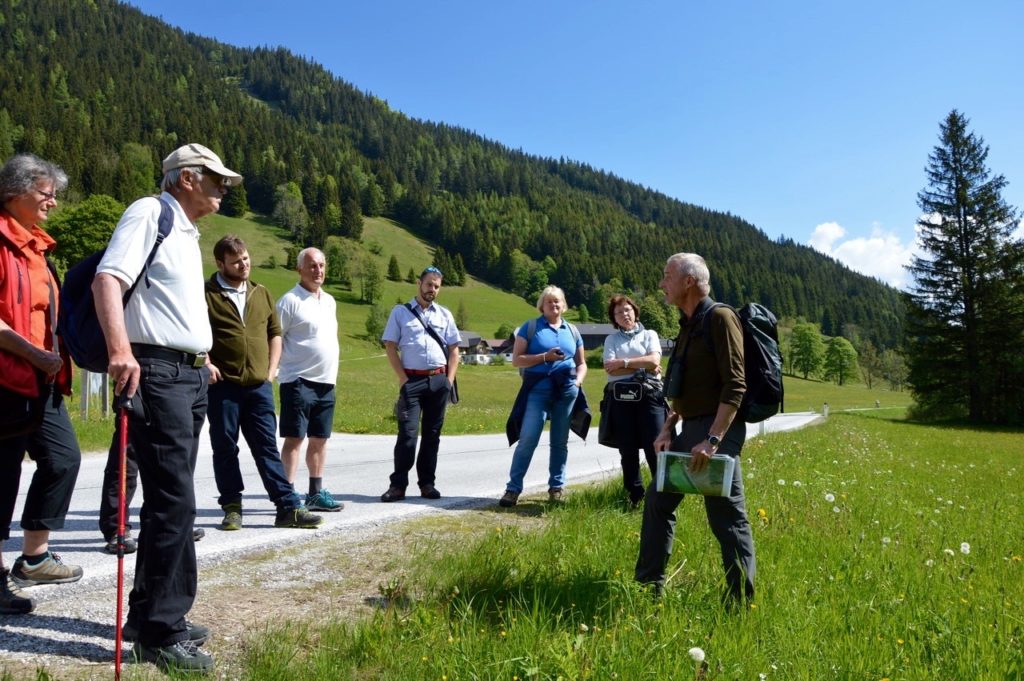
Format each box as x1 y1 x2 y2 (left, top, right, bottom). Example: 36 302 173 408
0 153 83 615
601 294 667 507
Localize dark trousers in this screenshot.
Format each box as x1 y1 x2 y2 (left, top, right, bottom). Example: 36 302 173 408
0 387 81 541
390 373 450 489
208 380 301 510
98 419 138 541
126 358 208 647
608 393 666 503
635 415 756 601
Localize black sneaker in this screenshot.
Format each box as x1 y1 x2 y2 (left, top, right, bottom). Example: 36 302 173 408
103 531 138 555
11 552 83 587
133 639 214 674
122 619 210 646
1 568 34 615
274 507 324 529
193 527 205 542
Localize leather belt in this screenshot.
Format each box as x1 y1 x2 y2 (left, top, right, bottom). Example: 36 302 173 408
131 343 207 369
405 367 446 376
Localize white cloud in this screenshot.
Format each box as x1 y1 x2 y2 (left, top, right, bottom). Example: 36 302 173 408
809 221 918 289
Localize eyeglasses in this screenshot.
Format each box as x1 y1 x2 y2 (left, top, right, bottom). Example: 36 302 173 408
36 189 58 201
421 266 443 278
196 168 231 189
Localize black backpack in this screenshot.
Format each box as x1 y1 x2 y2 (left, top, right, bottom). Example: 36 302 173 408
700 302 784 423
58 198 174 373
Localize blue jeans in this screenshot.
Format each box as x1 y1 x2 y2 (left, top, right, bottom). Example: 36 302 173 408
208 380 301 510
505 379 579 494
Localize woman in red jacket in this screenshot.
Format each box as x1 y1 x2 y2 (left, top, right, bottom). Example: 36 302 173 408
0 153 83 615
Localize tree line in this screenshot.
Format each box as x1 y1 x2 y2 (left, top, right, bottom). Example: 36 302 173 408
1 0 903 351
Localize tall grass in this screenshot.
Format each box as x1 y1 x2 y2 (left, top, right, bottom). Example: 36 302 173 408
240 413 1023 679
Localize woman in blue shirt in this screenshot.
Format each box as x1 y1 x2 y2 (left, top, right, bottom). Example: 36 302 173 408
500 286 587 507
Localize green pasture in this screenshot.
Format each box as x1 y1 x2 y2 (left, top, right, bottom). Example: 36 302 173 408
66 211 912 451
242 412 1023 679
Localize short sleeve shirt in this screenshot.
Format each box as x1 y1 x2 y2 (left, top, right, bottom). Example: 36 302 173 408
603 327 661 382
518 316 582 375
276 283 339 385
381 299 460 370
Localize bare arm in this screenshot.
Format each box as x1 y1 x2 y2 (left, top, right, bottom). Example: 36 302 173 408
92 272 139 397
573 344 587 387
385 340 408 387
268 335 282 382
511 335 562 369
0 319 62 376
446 343 459 384
604 351 662 376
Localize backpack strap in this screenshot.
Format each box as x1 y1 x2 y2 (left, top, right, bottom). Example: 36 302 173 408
404 302 451 358
123 198 174 305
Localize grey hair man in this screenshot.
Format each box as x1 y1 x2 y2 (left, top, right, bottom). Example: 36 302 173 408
634 253 756 605
92 143 241 674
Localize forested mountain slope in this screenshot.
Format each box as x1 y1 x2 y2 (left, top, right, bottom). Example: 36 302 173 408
0 0 903 346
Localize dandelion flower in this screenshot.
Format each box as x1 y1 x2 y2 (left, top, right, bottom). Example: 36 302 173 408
825 493 835 503
882 536 891 545
925 559 934 567
688 647 705 663
778 479 786 486
944 548 955 556
578 623 589 633
960 542 971 555
793 480 802 487
833 506 841 513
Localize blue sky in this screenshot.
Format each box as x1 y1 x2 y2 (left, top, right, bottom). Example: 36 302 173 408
127 0 1023 289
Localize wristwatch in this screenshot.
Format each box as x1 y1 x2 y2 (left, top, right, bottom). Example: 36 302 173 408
707 434 722 448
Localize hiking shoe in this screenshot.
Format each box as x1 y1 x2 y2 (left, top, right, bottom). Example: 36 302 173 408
420 484 441 500
193 528 205 542
380 487 406 502
1 569 34 615
548 487 565 503
133 639 214 674
123 619 210 646
103 530 138 555
220 503 242 531
274 506 325 529
10 552 83 587
305 489 344 512
498 490 520 508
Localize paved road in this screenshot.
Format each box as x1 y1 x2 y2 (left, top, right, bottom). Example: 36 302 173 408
7 411 821 603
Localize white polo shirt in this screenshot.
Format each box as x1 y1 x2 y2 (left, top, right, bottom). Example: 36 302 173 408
276 283 339 385
97 193 212 354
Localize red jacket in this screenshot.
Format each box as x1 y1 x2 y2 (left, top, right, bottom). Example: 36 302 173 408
0 211 72 397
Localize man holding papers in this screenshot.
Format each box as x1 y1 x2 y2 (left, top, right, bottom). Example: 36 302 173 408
634 253 756 605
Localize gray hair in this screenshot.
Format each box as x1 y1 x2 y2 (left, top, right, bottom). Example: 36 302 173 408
667 253 711 296
297 247 325 268
160 166 204 193
535 285 567 313
0 153 69 204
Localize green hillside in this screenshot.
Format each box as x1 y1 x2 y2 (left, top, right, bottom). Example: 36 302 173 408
0 0 904 349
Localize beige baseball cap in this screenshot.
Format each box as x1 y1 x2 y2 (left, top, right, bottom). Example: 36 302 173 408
162 143 243 186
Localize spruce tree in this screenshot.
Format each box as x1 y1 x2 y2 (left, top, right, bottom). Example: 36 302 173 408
906 110 1022 423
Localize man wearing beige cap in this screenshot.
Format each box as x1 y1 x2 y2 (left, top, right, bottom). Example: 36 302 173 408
92 143 241 675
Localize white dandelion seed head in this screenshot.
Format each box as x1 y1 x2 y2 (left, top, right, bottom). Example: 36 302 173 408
944 548 955 556
688 647 705 663
925 559 934 567
777 479 786 486
882 537 891 545
833 506 841 513
793 480 802 487
960 542 971 555
824 493 835 503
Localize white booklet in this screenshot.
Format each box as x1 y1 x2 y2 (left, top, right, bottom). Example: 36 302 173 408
656 451 736 497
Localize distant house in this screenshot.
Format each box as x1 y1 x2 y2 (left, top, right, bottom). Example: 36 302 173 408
572 323 616 351
456 331 483 353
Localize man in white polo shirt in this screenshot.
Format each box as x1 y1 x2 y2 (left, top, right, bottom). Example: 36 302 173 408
276 247 343 512
92 143 240 675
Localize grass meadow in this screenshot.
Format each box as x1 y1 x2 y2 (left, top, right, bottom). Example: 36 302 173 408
239 412 1022 680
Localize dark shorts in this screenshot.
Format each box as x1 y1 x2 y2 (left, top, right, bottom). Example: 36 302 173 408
279 378 335 439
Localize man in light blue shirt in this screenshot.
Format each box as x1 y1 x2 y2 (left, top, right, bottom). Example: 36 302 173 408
379 266 460 502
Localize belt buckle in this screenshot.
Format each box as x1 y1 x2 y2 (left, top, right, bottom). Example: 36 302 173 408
191 353 207 369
